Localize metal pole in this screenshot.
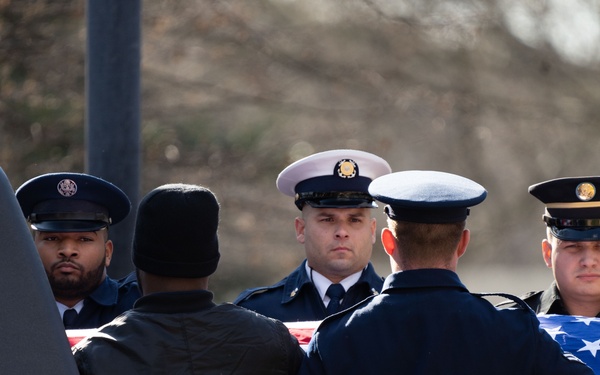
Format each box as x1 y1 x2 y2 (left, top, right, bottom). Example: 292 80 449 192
85 0 141 278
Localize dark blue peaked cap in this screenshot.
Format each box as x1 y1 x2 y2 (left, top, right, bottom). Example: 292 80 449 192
529 176 600 241
16 172 131 232
369 170 487 223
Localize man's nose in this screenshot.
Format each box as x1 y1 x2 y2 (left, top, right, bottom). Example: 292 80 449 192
580 247 600 266
58 241 79 258
335 223 350 238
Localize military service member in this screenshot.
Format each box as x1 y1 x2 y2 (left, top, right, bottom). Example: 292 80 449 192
501 176 600 317
300 170 594 375
16 172 140 329
234 149 391 321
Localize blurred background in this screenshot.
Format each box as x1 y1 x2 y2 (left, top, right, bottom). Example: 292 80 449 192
3 0 600 302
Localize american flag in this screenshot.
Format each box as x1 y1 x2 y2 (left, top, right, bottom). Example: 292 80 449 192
538 314 600 373
67 321 320 351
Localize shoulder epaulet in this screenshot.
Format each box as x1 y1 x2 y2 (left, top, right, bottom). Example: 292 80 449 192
117 271 138 285
495 290 541 308
234 287 267 302
234 284 281 304
472 292 534 313
519 290 541 300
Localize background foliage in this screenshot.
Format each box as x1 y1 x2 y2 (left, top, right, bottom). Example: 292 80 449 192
3 0 600 301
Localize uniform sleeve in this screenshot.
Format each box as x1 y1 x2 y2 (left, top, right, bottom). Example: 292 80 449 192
72 343 93 375
298 332 327 375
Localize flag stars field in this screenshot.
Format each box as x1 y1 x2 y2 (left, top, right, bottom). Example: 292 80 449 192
579 339 600 358
538 314 600 372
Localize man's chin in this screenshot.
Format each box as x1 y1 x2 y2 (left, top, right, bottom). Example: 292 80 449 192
50 279 86 297
46 262 106 301
52 274 81 285
569 285 600 299
328 260 362 274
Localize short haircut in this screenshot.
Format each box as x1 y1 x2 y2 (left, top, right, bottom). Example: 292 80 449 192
387 219 466 264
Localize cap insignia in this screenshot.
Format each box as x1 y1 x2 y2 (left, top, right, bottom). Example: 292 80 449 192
337 159 357 179
57 179 77 197
576 182 596 202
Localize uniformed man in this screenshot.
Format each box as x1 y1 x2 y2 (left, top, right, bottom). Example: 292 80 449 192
501 176 600 317
16 172 140 329
234 149 391 322
300 170 593 375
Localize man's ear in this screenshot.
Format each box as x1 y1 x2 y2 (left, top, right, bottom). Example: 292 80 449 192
542 239 552 268
381 228 397 257
456 229 470 258
294 217 306 244
104 240 114 267
370 217 377 245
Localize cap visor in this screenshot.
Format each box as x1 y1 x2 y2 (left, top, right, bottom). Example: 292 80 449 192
31 220 107 232
304 199 377 209
551 227 600 241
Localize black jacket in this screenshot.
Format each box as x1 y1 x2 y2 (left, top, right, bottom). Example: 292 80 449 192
72 290 304 374
497 281 600 316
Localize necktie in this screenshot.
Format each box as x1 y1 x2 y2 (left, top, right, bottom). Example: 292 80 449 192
325 283 346 315
63 309 78 329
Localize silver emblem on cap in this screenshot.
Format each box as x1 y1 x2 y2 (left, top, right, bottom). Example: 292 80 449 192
57 179 77 197
337 159 357 179
576 182 596 201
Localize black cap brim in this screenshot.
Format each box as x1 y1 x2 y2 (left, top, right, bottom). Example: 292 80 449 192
31 220 108 232
303 198 378 209
550 226 600 241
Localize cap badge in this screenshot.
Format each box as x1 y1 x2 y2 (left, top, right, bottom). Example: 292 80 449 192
57 179 78 197
576 182 596 201
337 159 357 179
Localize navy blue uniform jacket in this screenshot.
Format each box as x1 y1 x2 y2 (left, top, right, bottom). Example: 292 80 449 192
300 269 593 375
67 272 140 329
234 260 383 322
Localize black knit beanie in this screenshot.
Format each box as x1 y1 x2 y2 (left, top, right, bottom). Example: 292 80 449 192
132 183 220 278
